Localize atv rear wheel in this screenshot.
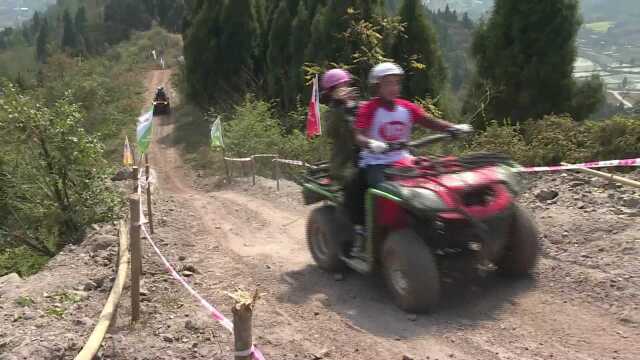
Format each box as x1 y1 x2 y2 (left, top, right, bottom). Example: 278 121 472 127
496 205 540 276
382 229 440 313
306 206 350 272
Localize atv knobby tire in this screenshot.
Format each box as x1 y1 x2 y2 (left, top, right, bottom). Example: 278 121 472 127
306 206 350 272
496 205 540 276
382 229 440 313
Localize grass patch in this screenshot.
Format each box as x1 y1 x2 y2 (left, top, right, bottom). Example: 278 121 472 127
585 21 615 33
0 247 50 278
15 295 35 307
46 307 66 318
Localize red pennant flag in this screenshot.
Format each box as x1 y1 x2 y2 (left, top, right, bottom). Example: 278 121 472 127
306 75 321 139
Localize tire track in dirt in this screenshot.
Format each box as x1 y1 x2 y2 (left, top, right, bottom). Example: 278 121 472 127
145 70 639 360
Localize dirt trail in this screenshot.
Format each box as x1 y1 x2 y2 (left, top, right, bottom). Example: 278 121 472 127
144 70 639 360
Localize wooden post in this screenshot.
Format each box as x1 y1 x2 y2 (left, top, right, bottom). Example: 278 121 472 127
129 194 142 323
251 157 256 186
132 166 139 193
231 291 259 360
144 154 154 234
276 160 281 191
222 148 231 184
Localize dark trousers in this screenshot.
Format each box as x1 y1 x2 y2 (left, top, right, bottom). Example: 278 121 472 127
344 169 367 226
344 165 388 227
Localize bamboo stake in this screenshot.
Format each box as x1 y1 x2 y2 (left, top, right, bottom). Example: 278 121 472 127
230 291 259 360
144 154 154 234
129 194 142 323
562 163 640 189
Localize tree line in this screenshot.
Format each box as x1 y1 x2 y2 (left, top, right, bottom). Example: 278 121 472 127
182 0 605 126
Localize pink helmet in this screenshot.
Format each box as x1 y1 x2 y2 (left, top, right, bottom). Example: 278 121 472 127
321 69 352 91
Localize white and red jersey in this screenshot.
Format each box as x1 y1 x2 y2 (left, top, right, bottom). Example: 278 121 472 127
355 98 448 167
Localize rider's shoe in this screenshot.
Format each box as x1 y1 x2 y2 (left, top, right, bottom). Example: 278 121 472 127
350 226 367 259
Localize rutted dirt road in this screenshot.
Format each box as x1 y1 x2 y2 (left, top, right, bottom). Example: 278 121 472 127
136 70 640 359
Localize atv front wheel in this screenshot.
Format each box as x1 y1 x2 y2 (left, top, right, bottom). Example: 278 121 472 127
382 229 440 313
306 206 350 272
496 205 540 276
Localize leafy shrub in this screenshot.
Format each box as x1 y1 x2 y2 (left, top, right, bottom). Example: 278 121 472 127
467 121 530 163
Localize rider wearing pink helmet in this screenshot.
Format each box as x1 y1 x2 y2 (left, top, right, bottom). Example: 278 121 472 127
321 68 366 230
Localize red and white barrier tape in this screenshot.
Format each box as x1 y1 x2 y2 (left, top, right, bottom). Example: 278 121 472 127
136 185 266 360
516 157 640 173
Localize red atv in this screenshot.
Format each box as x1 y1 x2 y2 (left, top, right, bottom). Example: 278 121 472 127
302 134 540 312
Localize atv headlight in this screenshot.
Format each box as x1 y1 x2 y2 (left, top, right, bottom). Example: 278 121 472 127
401 187 447 212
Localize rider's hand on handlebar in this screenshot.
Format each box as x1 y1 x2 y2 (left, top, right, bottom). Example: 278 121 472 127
447 124 474 138
368 139 389 154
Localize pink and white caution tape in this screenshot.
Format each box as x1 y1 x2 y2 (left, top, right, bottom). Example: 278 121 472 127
516 157 640 173
137 187 266 360
224 156 253 162
273 158 315 168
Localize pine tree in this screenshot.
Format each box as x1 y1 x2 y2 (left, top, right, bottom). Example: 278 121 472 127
36 19 49 63
61 9 79 52
468 0 584 123
391 0 446 100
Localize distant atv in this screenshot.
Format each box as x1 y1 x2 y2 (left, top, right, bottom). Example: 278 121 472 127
153 90 171 116
302 134 540 313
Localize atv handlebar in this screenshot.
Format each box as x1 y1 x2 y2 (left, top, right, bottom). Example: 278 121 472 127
385 133 452 152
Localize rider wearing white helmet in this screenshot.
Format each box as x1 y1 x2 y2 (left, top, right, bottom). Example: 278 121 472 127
354 62 473 187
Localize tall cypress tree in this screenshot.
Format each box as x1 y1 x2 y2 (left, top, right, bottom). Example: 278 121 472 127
219 0 258 95
391 0 446 100
289 0 311 101
266 1 293 109
61 9 79 52
183 0 226 104
468 0 583 123
75 6 89 54
36 19 49 64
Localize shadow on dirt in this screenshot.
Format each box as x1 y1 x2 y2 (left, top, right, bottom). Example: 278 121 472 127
278 260 536 340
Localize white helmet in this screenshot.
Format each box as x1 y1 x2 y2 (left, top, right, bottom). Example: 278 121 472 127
369 62 405 84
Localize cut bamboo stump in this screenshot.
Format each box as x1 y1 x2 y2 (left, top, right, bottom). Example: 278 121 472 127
129 194 142 323
144 155 154 234
230 290 260 360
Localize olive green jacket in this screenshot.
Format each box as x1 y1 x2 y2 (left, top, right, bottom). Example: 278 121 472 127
325 101 359 185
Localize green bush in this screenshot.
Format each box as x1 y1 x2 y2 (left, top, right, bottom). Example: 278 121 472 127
586 117 640 160
522 115 591 165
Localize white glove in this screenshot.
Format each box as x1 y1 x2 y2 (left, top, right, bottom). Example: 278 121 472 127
453 124 474 133
368 139 389 154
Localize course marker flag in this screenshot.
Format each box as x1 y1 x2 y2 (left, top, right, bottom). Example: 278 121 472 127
210 116 224 149
123 136 134 167
137 107 154 154
306 74 321 139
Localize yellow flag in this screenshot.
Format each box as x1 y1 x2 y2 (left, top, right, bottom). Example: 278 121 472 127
123 136 134 167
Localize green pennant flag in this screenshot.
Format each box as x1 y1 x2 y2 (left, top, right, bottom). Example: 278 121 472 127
137 107 154 154
210 116 224 149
